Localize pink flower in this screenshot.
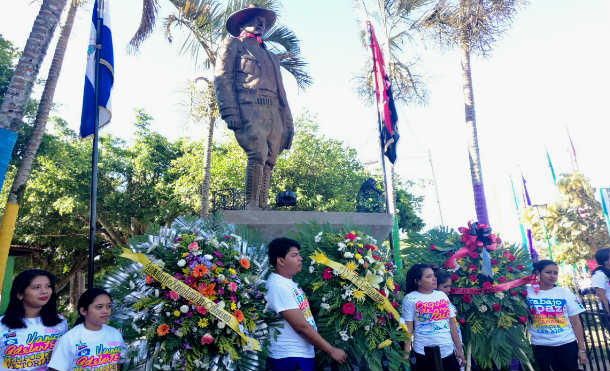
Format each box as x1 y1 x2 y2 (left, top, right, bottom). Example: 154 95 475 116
469 252 479 259
506 266 514 273
451 273 459 281
372 254 381 261
510 291 518 296
467 264 477 271
169 291 179 301
468 274 477 282
491 259 498 265
342 302 355 315
322 268 333 280
378 289 387 297
195 306 207 315
498 276 507 283
463 294 473 303
364 244 375 250
377 316 386 325
392 301 398 308
345 232 357 240
228 282 237 292
201 333 214 345
492 303 501 312
458 318 466 325
223 235 231 240
519 316 527 324
213 250 223 258
482 282 492 290
188 242 199 251
521 290 528 297
516 265 524 271
429 244 436 251
353 312 362 320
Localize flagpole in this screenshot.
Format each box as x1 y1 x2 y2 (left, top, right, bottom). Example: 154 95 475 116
87 0 104 290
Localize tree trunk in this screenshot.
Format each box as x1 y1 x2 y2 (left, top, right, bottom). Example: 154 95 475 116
200 112 216 217
0 0 68 131
68 269 84 310
7 1 78 205
460 42 489 225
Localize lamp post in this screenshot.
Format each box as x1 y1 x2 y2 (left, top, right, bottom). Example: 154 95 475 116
532 203 553 260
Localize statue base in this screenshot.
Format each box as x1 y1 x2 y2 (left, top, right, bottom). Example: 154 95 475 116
220 210 393 243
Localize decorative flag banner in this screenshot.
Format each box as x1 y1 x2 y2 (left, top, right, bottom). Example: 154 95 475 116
601 188 610 235
545 149 557 185
510 176 529 252
521 176 538 261
120 249 261 351
80 0 114 138
366 21 399 163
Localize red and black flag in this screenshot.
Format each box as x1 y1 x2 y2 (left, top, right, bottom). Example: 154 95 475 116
367 21 399 163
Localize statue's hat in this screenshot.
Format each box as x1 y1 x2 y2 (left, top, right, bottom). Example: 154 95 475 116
226 4 276 37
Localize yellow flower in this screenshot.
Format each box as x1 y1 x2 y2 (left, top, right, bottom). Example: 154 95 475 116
492 267 499 274
231 302 237 310
182 268 189 274
173 310 181 317
345 261 357 271
216 267 225 273
182 252 188 257
357 243 363 248
355 253 362 260
377 339 392 349
386 278 395 291
353 290 365 302
198 318 208 328
228 268 237 275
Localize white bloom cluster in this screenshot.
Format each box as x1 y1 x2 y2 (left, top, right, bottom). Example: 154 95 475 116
180 305 189 313
314 232 323 243
339 330 352 341
321 303 330 310
309 266 315 273
341 287 353 300
495 292 505 300
479 305 488 313
344 252 354 259
204 254 214 261
337 242 346 251
177 259 186 267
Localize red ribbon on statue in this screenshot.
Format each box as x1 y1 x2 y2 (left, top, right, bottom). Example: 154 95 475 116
450 275 535 295
443 224 499 270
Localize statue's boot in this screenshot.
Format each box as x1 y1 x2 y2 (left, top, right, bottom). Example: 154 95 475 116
259 164 272 209
245 162 263 210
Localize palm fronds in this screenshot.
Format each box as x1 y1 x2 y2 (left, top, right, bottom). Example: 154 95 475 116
128 0 160 52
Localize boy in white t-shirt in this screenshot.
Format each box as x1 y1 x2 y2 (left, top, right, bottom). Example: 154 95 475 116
591 248 610 314
265 238 347 371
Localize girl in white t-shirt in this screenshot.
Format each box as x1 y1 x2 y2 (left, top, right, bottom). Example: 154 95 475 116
0 269 68 371
48 288 125 371
434 269 462 345
402 264 464 371
527 260 587 371
591 248 610 314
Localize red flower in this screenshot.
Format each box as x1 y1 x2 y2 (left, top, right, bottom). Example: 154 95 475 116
516 265 524 271
322 268 333 280
377 316 387 325
364 244 375 250
510 291 518 296
463 294 473 303
467 264 477 271
342 302 356 315
451 273 459 281
492 303 501 312
392 301 398 308
345 232 357 241
458 318 466 325
519 316 527 324
482 282 492 290
372 254 381 261
506 266 514 273
491 259 498 265
498 276 507 283
521 290 527 297
468 274 478 282
508 256 516 262
429 244 436 251
378 289 387 297
469 252 479 259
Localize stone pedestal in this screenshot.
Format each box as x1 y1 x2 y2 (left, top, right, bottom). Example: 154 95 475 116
220 210 392 243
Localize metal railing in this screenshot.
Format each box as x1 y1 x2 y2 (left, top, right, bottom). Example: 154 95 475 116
579 289 610 371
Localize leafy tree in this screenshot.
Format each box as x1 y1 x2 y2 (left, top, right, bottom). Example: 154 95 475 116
523 173 610 264
0 34 19 102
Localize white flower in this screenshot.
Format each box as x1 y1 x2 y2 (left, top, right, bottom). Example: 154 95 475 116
218 321 226 329
332 269 339 276
165 312 171 317
175 330 184 337
314 232 323 243
365 271 384 289
364 325 370 332
358 258 365 265
366 256 375 263
192 250 202 256
218 301 226 309
204 254 214 261
218 274 226 281
220 241 229 249
479 305 488 313
321 303 330 310
344 252 354 259
339 330 350 341
495 292 505 300
154 289 159 297
309 266 315 274
180 305 189 313
129 280 135 289
337 242 346 251
177 259 186 267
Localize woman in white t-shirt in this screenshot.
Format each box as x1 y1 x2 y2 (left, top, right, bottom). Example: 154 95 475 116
0 269 68 371
527 260 587 371
591 248 610 314
48 288 125 371
402 264 464 371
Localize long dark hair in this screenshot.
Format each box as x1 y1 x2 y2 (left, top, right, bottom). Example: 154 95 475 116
74 288 112 326
434 268 452 286
594 248 610 280
1 269 62 329
533 259 557 274
405 264 433 294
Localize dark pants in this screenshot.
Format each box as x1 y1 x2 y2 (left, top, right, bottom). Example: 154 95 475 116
532 341 580 371
410 351 460 371
266 357 315 371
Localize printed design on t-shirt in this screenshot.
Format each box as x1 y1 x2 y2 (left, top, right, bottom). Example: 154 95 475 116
2 329 62 369
73 341 122 371
292 287 317 329
414 299 450 335
528 297 572 334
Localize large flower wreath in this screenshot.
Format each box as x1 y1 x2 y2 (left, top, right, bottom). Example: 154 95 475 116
104 217 278 371
404 222 535 370
290 225 409 371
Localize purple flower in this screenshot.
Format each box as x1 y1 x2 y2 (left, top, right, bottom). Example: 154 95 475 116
218 287 225 295
216 261 224 267
174 273 184 280
184 343 192 350
230 293 237 302
213 250 223 258
173 237 182 243
353 312 362 321
357 249 363 254
185 312 193 318
184 276 193 285
223 235 231 240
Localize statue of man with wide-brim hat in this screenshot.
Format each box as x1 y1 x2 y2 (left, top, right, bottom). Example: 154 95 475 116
214 4 294 210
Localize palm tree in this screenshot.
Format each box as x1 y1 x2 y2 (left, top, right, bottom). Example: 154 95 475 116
131 0 311 216
0 0 68 188
417 0 522 225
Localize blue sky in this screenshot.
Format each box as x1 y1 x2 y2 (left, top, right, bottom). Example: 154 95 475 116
1 0 609 244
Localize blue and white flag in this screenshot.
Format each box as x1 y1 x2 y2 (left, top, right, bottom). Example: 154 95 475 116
80 0 114 138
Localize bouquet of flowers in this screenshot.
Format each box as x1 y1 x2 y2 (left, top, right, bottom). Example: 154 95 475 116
104 217 278 371
404 222 535 370
292 225 409 371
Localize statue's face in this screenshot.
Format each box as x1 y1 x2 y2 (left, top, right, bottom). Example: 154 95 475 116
240 15 267 35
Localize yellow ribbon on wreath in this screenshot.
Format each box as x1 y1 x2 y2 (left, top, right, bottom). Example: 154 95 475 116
120 249 261 351
310 250 410 337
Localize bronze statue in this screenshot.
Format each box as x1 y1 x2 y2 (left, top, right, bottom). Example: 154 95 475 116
214 4 294 210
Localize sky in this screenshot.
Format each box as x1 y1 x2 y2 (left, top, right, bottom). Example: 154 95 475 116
1 0 609 244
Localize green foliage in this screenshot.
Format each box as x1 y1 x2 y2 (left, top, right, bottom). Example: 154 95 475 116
0 34 19 103
523 173 610 264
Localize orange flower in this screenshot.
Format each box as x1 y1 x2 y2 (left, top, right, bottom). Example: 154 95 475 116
192 264 208 278
240 258 250 270
202 283 217 297
233 309 244 323
210 264 217 271
145 275 155 284
156 323 170 336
